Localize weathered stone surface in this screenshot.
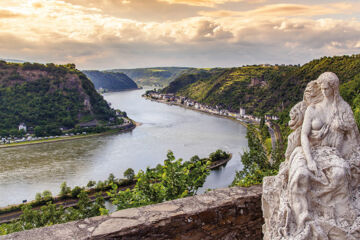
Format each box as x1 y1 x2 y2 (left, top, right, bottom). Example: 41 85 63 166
146 203 180 212
92 218 139 237
263 72 360 240
1 185 263 240
110 207 140 218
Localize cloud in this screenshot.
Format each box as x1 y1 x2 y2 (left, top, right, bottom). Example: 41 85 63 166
199 3 360 18
1 0 360 69
157 0 265 7
0 9 22 18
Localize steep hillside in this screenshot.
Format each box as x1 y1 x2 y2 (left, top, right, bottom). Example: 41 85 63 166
0 61 116 134
163 54 360 118
110 67 190 87
163 66 298 115
83 70 138 91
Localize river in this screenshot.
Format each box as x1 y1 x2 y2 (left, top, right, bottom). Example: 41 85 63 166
0 89 248 207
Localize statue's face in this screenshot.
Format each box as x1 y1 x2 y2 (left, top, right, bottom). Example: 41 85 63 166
320 81 333 98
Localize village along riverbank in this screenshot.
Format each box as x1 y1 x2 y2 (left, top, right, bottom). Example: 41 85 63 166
143 91 280 126
0 119 136 149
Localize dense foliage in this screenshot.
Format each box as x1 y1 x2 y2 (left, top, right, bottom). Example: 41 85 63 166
0 61 116 136
0 191 106 235
0 149 228 236
231 125 284 187
163 54 360 117
109 151 211 210
208 149 231 162
110 67 190 87
83 70 138 91
162 66 298 115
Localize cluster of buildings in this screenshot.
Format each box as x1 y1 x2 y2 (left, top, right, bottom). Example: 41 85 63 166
0 122 89 145
145 92 279 124
1 131 88 145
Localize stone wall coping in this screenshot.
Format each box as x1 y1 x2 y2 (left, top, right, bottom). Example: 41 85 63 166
1 185 262 240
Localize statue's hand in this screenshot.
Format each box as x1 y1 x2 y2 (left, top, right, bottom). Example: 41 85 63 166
307 159 317 173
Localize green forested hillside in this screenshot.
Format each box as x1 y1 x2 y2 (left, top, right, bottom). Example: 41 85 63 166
0 61 116 135
163 54 360 120
83 70 138 91
163 65 298 114
110 67 190 87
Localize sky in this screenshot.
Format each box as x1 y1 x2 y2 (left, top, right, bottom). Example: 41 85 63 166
1 0 360 69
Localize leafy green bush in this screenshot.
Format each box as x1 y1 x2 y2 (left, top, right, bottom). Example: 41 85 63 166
208 149 230 162
0 192 106 236
70 186 83 198
109 151 211 210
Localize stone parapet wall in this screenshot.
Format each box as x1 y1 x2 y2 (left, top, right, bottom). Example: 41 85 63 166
1 185 263 240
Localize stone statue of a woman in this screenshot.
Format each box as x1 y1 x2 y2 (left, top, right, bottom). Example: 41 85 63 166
262 72 360 240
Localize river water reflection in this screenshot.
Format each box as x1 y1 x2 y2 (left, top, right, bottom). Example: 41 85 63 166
0 89 247 207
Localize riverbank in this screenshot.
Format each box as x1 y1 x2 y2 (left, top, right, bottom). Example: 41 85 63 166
143 96 256 128
0 152 231 224
0 121 136 149
0 153 231 224
0 180 136 225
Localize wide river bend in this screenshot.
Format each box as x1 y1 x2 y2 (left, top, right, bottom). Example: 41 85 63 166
0 89 247 207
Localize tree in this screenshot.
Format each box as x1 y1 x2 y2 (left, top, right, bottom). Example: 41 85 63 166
62 116 75 128
123 168 135 180
9 129 19 137
34 126 45 137
35 193 42 202
208 149 229 162
231 125 280 187
42 190 52 202
59 182 71 197
107 173 116 183
70 186 82 198
86 180 96 188
95 181 105 190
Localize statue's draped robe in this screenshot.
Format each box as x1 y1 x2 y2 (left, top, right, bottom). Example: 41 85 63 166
262 99 360 240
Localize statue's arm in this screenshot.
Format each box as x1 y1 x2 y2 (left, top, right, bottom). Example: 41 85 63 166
301 107 317 171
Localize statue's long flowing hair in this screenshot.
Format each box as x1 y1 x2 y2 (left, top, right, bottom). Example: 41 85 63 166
316 72 360 153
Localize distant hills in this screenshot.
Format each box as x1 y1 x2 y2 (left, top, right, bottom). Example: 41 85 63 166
0 61 116 134
109 67 191 87
162 55 360 122
83 70 138 92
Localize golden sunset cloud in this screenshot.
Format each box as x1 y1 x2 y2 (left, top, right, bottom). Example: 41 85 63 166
0 0 359 69
199 3 359 18
157 0 264 7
